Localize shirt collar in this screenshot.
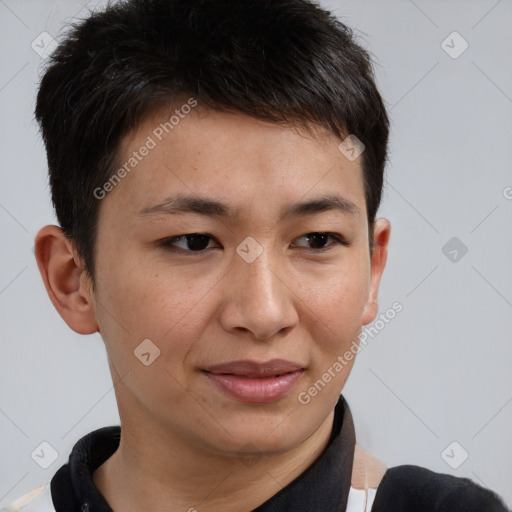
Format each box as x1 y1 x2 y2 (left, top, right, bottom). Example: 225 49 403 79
51 395 356 511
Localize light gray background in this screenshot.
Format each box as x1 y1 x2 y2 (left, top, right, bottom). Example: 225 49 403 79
1 0 511 507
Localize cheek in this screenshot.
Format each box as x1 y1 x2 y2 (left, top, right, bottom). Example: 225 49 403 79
93 259 217 363
300 259 370 351
294 265 369 409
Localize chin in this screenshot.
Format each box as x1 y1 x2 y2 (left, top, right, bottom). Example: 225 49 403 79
206 409 317 457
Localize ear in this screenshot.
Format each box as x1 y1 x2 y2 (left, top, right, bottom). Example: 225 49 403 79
362 218 391 325
34 225 99 335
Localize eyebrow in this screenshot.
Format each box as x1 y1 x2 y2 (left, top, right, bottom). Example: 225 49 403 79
139 193 360 220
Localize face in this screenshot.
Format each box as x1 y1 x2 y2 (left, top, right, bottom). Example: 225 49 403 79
87 103 386 457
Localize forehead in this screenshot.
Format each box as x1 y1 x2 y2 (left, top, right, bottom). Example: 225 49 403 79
104 104 367 223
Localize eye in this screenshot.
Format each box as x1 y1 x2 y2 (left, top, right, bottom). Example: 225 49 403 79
157 231 348 255
292 232 348 251
158 233 219 253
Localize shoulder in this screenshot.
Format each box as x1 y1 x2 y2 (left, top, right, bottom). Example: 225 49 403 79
372 464 510 512
349 447 509 511
1 483 55 512
348 444 387 512
351 443 387 489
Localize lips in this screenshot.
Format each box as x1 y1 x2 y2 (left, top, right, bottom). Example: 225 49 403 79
204 359 304 378
202 359 305 403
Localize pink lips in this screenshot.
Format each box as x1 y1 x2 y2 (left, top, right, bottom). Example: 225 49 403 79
202 359 305 404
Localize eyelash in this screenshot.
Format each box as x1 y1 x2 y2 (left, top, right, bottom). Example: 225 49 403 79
157 232 349 255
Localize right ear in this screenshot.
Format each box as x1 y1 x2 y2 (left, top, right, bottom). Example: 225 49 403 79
34 225 99 335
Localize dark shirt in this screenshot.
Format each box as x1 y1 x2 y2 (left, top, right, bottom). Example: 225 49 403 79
49 396 509 511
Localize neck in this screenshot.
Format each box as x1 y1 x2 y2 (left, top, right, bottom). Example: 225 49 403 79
93 409 335 512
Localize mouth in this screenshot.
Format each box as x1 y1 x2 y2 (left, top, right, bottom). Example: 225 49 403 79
202 359 305 404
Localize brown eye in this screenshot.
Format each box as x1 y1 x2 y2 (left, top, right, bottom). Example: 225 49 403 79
160 234 217 252
182 234 212 251
305 233 330 249
293 232 347 250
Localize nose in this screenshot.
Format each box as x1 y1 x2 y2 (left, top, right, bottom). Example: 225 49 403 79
218 247 299 341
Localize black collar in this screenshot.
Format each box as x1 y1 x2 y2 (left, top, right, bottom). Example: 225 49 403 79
51 395 356 511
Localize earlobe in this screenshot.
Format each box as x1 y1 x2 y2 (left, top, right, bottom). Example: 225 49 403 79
34 225 99 335
362 218 391 325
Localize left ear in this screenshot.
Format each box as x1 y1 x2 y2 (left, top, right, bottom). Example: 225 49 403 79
362 218 391 325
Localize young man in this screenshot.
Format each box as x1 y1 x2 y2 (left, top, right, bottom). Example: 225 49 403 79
6 0 508 510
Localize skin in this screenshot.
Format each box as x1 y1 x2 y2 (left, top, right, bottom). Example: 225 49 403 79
35 104 390 512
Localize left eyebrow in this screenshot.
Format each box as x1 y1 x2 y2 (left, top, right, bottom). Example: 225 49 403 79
280 194 360 220
138 193 360 220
